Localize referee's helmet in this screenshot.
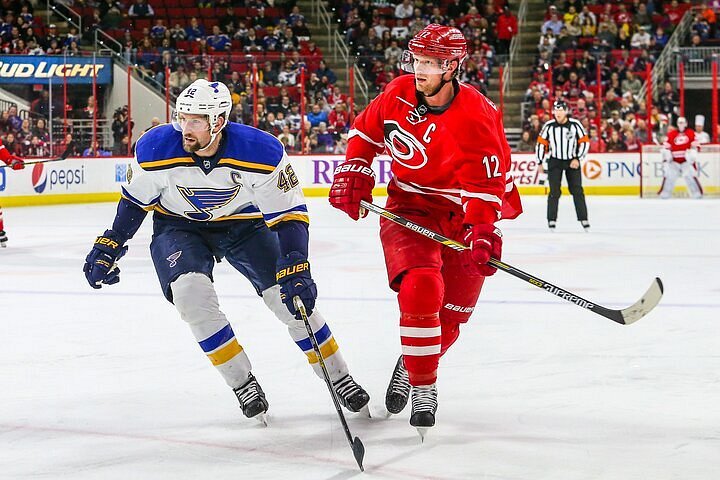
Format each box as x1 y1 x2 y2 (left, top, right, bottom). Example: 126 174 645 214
553 99 568 111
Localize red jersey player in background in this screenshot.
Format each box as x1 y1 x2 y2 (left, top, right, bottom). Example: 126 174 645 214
329 24 522 436
659 116 703 199
0 138 26 247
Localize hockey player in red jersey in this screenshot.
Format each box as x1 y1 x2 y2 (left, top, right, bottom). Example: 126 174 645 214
329 24 522 436
659 116 703 199
0 138 26 247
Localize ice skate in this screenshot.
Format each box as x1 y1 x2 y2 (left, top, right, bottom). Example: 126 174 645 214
580 220 590 232
410 384 437 441
0 230 7 248
233 373 269 426
333 374 370 415
548 221 556 231
385 355 410 414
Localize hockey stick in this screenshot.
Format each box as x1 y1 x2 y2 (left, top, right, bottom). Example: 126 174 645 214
359 200 664 325
293 296 365 472
0 143 74 169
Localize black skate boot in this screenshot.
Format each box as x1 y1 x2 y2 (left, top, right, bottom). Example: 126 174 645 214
410 384 438 441
332 374 370 414
385 355 410 414
580 220 590 232
548 220 556 231
0 230 7 248
233 373 269 425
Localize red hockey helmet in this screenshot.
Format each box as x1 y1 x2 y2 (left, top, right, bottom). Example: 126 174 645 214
401 24 468 75
408 24 468 61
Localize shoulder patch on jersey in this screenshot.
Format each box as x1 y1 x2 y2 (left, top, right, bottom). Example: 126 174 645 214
221 123 284 173
135 125 193 171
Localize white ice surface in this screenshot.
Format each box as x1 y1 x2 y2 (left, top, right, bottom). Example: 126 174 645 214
0 196 718 480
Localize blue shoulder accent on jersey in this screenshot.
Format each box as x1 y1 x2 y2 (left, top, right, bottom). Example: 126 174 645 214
135 125 192 170
222 123 285 169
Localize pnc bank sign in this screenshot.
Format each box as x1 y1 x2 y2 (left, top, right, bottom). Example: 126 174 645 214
0 56 112 84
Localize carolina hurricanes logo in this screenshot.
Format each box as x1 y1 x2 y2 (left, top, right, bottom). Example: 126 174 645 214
383 120 428 169
674 133 689 146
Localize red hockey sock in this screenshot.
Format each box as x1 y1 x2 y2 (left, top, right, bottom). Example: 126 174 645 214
440 320 461 356
398 268 443 386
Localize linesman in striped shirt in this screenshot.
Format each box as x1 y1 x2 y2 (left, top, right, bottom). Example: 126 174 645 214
536 100 591 231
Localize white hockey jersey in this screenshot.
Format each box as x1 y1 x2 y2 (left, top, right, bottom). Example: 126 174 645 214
123 123 308 227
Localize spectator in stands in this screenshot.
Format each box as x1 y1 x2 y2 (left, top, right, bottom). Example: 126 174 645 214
516 130 535 152
277 124 296 152
252 7 274 30
243 29 263 52
333 132 348 154
605 129 627 152
292 18 311 39
219 6 238 35
327 101 349 133
635 119 649 144
601 90 622 119
658 81 678 115
542 13 563 35
128 0 154 18
22 135 49 157
314 60 337 86
394 0 413 19
306 103 327 128
314 122 334 152
563 71 586 99
621 71 642 99
185 17 205 41
207 25 231 52
1 133 21 156
83 140 112 157
169 23 187 41
5 105 22 132
631 25 651 49
31 118 50 142
624 127 640 151
169 64 191 93
588 125 606 153
496 6 518 55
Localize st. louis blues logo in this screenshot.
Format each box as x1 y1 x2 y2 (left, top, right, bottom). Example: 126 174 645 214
167 250 182 267
177 185 241 221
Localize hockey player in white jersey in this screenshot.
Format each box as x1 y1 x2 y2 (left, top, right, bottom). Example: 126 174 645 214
659 116 703 199
83 79 369 422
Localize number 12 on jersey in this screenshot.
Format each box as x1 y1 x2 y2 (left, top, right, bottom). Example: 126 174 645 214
482 155 501 178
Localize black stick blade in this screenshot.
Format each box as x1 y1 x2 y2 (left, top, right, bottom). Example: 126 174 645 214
352 437 365 472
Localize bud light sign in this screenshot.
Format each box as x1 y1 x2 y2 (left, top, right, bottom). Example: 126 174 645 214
31 163 86 194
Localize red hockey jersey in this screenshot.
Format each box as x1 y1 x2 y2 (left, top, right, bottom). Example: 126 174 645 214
346 75 522 225
663 128 696 162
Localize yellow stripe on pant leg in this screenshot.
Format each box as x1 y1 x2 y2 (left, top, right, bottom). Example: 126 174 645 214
207 339 243 366
306 337 339 364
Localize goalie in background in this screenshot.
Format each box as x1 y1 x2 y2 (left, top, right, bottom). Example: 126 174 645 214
659 116 703 199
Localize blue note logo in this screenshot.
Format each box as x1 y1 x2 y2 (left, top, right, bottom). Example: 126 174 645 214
177 185 241 221
0 168 5 191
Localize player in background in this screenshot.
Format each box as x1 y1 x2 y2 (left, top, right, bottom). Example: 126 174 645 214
329 24 522 436
83 80 369 423
659 116 703 199
0 138 26 247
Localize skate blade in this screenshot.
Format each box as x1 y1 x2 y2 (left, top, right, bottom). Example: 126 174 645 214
358 405 371 418
253 412 268 427
416 427 429 442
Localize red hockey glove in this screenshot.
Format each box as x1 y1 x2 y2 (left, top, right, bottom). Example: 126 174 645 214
9 156 25 170
463 224 503 277
329 160 375 221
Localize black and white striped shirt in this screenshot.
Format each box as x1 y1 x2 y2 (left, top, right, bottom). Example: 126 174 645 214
535 118 589 162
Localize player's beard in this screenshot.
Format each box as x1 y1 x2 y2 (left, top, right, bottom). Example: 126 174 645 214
182 135 206 153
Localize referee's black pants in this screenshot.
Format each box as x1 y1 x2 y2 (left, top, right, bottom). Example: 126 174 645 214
547 157 588 222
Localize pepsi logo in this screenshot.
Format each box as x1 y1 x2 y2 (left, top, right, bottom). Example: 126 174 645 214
32 163 47 193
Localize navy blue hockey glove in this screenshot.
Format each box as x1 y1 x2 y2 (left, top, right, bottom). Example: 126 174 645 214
83 229 128 289
276 251 317 318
